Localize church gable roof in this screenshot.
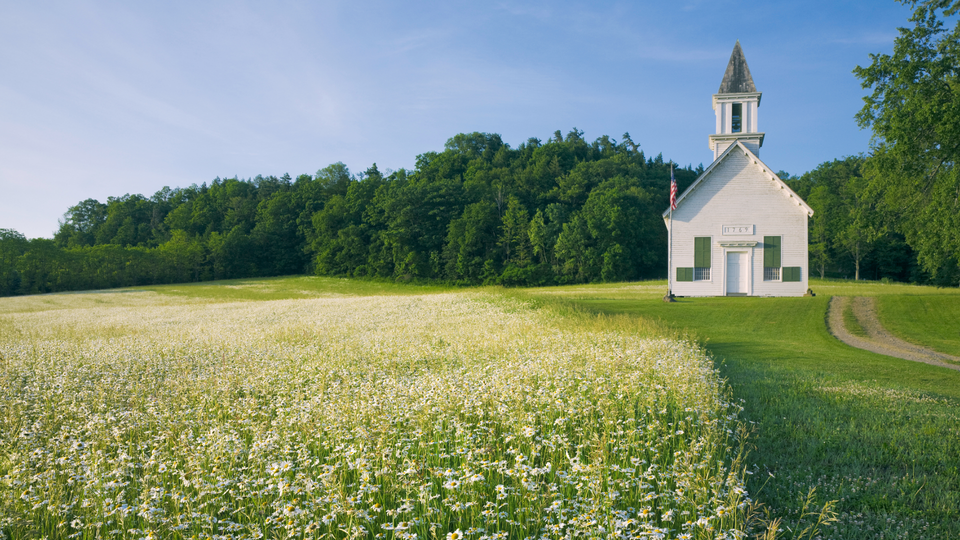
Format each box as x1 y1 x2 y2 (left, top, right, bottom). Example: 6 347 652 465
663 141 813 218
718 41 756 94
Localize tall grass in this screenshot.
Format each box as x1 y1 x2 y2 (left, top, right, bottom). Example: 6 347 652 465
1 290 750 540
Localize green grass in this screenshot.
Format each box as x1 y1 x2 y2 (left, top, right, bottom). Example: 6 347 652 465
143 275 454 301
0 275 454 315
807 277 960 298
877 295 960 357
841 298 869 338
519 278 960 539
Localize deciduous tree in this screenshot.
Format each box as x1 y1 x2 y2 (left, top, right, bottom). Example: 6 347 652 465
854 0 960 285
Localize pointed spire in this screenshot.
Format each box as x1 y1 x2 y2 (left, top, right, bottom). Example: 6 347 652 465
718 40 756 93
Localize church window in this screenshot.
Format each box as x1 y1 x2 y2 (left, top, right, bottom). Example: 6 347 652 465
763 236 781 280
731 103 742 133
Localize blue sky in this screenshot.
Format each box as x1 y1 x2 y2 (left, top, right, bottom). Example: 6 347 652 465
1 0 914 239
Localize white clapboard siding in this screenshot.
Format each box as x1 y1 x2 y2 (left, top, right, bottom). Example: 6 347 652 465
664 142 812 297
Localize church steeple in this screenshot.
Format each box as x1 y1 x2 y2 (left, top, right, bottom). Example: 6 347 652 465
709 41 764 160
718 41 756 93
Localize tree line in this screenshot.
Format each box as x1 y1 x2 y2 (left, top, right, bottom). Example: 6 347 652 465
0 131 707 296
0 129 956 298
784 157 932 284
0 132 955 299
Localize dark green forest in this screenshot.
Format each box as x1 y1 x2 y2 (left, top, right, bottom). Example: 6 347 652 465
0 131 700 296
0 126 955 298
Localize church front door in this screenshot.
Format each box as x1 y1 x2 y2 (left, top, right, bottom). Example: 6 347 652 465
726 251 748 295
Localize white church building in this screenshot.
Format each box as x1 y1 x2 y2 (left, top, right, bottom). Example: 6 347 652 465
664 42 813 297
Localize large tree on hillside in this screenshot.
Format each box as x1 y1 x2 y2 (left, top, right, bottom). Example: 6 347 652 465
55 198 108 247
854 0 960 285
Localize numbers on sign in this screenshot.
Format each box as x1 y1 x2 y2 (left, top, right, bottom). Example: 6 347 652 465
721 225 753 236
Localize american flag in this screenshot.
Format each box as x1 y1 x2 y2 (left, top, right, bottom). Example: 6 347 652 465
669 165 678 211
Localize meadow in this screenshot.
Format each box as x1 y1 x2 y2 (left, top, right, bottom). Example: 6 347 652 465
0 279 752 540
520 278 960 539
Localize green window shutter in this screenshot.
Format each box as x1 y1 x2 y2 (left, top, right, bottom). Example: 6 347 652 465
764 236 781 268
694 237 711 268
783 267 802 282
677 267 694 282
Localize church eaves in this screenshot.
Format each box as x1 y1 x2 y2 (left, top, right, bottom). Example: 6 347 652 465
718 41 756 94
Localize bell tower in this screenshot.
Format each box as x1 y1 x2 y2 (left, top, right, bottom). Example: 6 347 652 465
709 41 764 160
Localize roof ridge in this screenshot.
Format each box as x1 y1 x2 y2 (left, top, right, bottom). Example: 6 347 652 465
663 142 813 218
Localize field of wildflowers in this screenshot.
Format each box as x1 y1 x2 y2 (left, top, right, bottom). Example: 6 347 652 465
0 290 750 539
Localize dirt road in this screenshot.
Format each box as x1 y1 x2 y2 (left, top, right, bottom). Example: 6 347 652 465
826 296 960 371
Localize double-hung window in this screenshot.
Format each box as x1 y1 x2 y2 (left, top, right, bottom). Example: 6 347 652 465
764 235 803 282
676 237 712 281
763 236 781 281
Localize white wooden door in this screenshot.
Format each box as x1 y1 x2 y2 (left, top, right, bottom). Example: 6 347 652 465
726 252 747 294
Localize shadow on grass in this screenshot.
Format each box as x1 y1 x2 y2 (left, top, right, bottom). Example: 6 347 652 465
726 359 959 519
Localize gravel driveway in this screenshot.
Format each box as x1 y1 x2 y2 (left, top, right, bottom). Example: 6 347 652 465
827 296 960 371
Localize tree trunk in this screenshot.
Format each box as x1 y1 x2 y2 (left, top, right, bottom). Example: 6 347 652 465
854 241 861 281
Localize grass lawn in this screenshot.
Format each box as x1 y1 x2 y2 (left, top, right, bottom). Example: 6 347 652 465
520 278 960 539
877 295 960 357
142 274 455 301
0 275 453 315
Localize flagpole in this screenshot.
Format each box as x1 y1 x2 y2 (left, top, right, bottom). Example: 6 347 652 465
665 164 676 303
